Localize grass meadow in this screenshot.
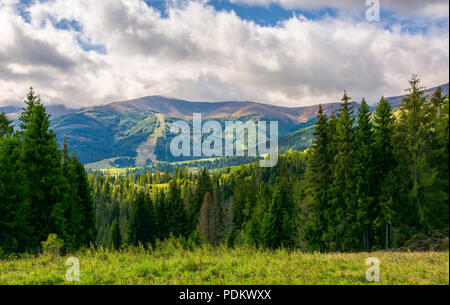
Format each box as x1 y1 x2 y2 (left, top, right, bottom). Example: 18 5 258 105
0 241 448 285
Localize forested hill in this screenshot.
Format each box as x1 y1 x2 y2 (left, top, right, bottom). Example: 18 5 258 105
1 76 448 255
49 97 339 165
1 83 448 167
88 76 449 252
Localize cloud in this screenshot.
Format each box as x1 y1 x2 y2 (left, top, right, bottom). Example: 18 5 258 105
229 0 449 20
0 0 448 108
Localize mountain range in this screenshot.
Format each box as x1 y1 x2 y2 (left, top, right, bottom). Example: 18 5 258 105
1 83 448 169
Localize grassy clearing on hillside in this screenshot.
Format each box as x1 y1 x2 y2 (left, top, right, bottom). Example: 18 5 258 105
0 244 448 285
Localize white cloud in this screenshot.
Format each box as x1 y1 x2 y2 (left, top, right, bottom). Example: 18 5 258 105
0 0 448 108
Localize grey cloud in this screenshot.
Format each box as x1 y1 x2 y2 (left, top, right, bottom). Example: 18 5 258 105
230 0 449 15
0 0 448 109
7 24 76 70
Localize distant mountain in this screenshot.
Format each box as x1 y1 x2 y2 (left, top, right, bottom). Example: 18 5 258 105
1 104 79 120
55 83 449 167
51 96 344 166
4 83 448 167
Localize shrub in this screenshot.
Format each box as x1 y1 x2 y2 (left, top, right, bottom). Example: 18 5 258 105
41 234 64 256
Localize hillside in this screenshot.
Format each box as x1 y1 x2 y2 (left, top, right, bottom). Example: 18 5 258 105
51 96 339 165
3 83 447 167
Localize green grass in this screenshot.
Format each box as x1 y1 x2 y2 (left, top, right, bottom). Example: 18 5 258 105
1 245 448 285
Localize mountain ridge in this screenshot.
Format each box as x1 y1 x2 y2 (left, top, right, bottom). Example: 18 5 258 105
2 83 448 167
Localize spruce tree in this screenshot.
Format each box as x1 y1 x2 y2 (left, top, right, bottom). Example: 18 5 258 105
111 219 122 250
260 180 295 249
329 91 356 251
166 180 188 237
128 191 155 246
354 98 375 251
423 88 449 230
301 105 332 250
18 87 41 130
191 168 212 230
61 140 97 249
0 112 13 138
373 96 396 248
393 75 434 238
20 99 66 248
0 118 30 253
156 188 168 239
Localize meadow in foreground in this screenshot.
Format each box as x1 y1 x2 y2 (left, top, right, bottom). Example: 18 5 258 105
1 241 448 285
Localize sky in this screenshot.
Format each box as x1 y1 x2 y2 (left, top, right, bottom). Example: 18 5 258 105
0 0 448 108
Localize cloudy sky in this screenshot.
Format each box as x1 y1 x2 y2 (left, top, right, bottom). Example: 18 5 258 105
0 0 448 108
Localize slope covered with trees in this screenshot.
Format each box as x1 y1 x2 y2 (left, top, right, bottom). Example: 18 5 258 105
1 76 448 255
89 76 448 252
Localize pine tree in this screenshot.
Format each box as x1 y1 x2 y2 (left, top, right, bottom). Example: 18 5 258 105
0 112 13 138
354 98 375 251
166 180 188 237
373 96 396 248
128 191 154 246
111 219 122 250
18 87 42 130
301 105 333 251
260 180 295 249
191 168 212 230
60 139 79 249
393 75 438 240
425 88 449 230
63 144 97 248
432 94 449 229
329 91 356 251
156 188 168 239
0 123 30 253
20 99 66 248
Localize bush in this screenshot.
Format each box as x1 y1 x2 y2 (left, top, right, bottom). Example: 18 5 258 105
41 234 64 256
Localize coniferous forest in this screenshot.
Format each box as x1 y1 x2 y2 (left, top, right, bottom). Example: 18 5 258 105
1 75 447 257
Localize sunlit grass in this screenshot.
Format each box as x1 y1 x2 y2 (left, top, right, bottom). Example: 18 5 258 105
0 243 448 285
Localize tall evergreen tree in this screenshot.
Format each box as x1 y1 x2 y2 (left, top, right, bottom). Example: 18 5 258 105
20 97 66 248
111 219 122 250
393 75 437 240
328 91 356 251
128 191 155 246
0 112 13 138
354 98 375 251
191 168 212 230
156 188 168 239
0 115 30 252
260 180 295 249
18 87 41 130
301 105 333 251
422 87 449 230
373 96 396 248
166 180 189 237
62 141 97 249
